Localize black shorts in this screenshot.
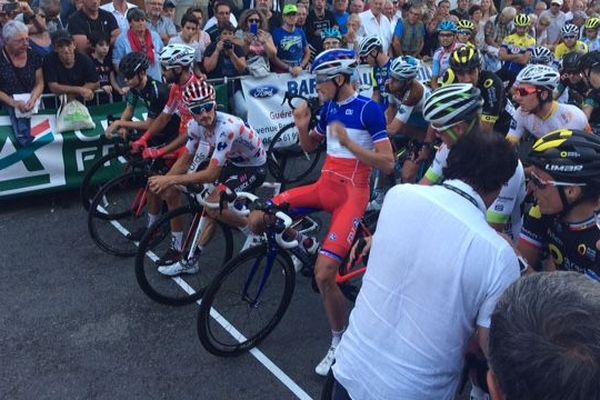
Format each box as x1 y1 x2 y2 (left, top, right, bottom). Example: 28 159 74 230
219 163 266 193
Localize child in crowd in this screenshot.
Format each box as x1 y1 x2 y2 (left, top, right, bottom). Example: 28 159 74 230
163 0 181 31
168 12 203 75
89 32 126 103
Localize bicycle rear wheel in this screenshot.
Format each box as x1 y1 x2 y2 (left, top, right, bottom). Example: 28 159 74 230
267 122 323 185
135 205 234 306
87 171 148 257
81 150 131 211
197 244 295 357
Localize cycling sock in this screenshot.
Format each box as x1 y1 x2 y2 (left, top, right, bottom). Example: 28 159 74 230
171 231 183 251
147 212 159 227
331 328 345 348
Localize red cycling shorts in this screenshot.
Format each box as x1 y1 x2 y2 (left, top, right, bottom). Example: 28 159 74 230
272 156 371 263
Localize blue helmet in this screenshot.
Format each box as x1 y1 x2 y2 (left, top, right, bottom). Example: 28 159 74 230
310 48 358 76
321 27 342 41
438 20 458 33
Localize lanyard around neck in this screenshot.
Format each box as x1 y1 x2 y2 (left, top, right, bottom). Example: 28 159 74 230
441 183 481 212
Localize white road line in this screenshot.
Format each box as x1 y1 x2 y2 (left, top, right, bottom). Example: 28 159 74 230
100 208 313 400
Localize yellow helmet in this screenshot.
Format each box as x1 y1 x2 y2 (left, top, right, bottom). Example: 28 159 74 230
457 19 475 32
584 17 600 30
441 68 456 86
514 13 531 27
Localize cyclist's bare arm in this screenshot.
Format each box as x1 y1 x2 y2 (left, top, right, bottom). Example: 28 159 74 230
419 175 434 185
148 151 193 194
167 151 193 176
144 111 172 138
331 122 395 174
294 102 322 153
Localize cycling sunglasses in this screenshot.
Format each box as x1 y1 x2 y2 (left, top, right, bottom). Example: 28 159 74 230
513 86 539 97
563 35 578 39
529 170 587 189
316 74 338 84
190 101 216 114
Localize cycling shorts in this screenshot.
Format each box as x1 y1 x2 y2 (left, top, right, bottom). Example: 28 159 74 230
219 163 266 193
272 157 371 263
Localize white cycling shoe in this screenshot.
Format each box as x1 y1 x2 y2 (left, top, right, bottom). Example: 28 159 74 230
157 260 199 277
315 346 336 376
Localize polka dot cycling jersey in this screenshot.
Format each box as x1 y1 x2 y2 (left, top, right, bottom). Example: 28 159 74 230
186 112 267 168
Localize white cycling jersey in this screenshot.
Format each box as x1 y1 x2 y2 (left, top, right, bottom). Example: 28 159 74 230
425 144 527 241
386 81 431 124
186 111 267 170
506 101 589 143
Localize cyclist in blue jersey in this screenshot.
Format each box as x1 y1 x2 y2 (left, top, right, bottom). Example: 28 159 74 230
357 35 391 106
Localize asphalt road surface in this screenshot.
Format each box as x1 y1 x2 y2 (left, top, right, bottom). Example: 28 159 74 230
1 186 472 400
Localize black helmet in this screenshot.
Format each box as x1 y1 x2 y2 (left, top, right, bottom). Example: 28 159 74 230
528 129 600 185
119 52 150 78
581 50 600 73
449 46 481 72
561 52 582 73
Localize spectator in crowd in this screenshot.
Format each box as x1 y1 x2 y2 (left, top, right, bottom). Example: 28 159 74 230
43 30 99 103
534 0 547 16
296 2 309 32
359 0 393 54
333 0 350 35
535 13 551 46
480 0 497 23
540 0 567 46
0 20 44 147
392 5 425 57
483 6 516 72
565 0 585 21
345 12 362 50
27 5 53 57
488 272 600 400
169 12 204 73
162 0 179 31
68 0 120 54
470 5 486 49
256 0 282 32
202 22 246 117
350 0 365 14
145 0 177 45
271 4 310 76
34 0 64 34
569 10 588 28
113 8 163 82
186 7 212 54
249 0 282 14
236 9 276 75
100 0 137 32
383 0 395 22
0 0 19 40
306 0 337 54
204 0 237 42
89 32 123 103
331 128 520 399
451 0 470 20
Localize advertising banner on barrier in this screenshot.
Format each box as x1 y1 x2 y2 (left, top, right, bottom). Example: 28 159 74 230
241 65 374 147
0 102 146 199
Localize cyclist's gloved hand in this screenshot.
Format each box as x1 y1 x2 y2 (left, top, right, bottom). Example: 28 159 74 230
142 147 167 160
131 131 153 152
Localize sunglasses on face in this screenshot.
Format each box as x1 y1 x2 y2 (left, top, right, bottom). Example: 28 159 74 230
529 170 587 189
563 35 577 39
514 86 539 97
190 101 216 115
430 119 463 132
248 18 260 23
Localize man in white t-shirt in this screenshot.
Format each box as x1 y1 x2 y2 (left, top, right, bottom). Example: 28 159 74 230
331 130 520 400
359 0 393 54
539 0 567 45
100 0 137 32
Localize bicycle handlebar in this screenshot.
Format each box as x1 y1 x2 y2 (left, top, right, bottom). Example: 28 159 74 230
281 91 321 116
192 184 257 218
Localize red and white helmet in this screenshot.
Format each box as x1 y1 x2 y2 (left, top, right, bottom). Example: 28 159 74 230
182 80 216 106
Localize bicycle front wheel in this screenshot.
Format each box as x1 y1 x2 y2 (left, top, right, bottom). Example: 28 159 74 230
87 171 148 257
197 244 295 357
81 150 130 211
135 206 234 306
267 123 323 185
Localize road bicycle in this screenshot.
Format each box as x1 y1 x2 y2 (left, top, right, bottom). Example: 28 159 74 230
266 92 324 187
87 153 176 257
196 199 377 357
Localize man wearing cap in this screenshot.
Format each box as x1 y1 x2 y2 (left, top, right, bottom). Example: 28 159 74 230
272 4 311 76
161 0 180 31
68 0 120 53
540 0 567 45
100 0 138 32
43 30 100 102
113 8 163 82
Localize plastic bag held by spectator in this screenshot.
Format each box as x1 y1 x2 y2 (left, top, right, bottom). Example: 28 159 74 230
56 94 96 133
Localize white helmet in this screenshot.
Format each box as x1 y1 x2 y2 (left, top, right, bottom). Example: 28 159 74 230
516 64 560 90
530 46 554 65
561 23 579 37
159 44 196 68
389 56 419 80
423 83 483 127
310 48 358 77
357 35 383 57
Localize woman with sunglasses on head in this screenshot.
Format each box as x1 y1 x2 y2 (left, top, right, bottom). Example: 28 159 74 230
148 80 268 277
506 64 590 146
518 129 600 280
